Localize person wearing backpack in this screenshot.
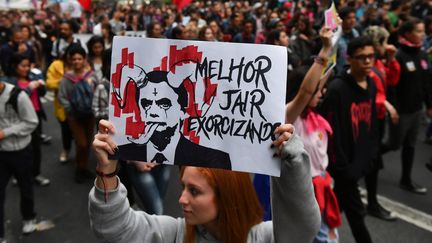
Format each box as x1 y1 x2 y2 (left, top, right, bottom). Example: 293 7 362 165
0 80 39 241
5 53 51 186
58 45 95 183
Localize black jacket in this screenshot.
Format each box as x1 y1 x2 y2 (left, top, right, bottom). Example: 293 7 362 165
392 44 432 114
319 71 378 181
112 135 232 170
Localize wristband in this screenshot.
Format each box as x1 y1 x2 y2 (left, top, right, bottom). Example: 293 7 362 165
96 165 119 203
95 167 118 178
314 56 328 66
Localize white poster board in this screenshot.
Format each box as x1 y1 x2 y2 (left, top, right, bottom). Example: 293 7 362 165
109 37 287 176
323 1 342 77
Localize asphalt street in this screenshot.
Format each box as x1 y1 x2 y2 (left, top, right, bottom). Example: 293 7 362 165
3 100 432 243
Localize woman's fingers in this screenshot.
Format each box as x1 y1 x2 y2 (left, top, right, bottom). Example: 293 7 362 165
93 139 112 166
94 133 118 154
272 124 294 153
98 119 116 134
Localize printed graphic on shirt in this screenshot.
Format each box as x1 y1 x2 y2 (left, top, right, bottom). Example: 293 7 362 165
350 101 372 140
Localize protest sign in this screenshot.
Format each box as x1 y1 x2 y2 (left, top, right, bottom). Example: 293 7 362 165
323 1 342 77
109 37 287 176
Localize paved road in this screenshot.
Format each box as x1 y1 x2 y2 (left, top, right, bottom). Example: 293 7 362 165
3 101 432 242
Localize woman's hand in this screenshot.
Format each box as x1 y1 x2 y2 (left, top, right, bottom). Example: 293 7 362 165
93 119 118 174
272 123 295 157
130 161 158 172
385 44 397 60
28 80 41 90
320 27 333 50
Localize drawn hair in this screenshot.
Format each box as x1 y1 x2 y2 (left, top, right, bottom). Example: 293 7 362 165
180 167 263 243
133 70 188 112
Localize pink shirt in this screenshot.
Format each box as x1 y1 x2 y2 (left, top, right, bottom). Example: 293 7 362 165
294 116 329 177
18 80 41 112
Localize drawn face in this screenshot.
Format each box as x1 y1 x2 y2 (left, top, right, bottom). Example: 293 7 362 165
139 81 185 132
179 167 218 227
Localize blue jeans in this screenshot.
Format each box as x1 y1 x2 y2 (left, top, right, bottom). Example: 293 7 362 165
314 215 339 243
127 164 170 215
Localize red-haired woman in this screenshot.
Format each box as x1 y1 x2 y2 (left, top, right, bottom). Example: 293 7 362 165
89 120 320 242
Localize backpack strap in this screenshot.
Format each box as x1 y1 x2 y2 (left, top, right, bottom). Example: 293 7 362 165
371 66 386 90
6 87 22 113
55 38 61 58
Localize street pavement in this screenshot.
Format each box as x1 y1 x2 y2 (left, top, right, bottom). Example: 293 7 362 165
3 100 432 243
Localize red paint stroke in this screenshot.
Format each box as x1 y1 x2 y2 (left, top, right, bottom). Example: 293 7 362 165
182 119 200 144
183 79 202 118
152 45 206 143
110 48 145 138
125 116 145 139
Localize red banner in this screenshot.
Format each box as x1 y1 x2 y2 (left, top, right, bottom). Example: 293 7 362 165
78 0 92 11
173 0 192 11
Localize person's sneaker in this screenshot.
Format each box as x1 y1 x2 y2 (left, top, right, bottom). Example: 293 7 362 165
59 150 69 164
399 181 427 195
74 169 95 184
40 134 52 145
22 219 37 234
34 175 50 186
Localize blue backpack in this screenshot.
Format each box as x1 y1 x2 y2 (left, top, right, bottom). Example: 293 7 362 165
67 71 94 118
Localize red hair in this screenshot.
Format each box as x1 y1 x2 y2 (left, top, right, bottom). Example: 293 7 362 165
180 167 263 243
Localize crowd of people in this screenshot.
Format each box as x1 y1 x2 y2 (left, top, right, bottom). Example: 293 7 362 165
0 0 432 242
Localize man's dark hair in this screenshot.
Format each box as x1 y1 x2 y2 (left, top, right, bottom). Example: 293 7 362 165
339 6 356 20
59 19 80 33
147 22 161 38
390 0 401 11
68 44 87 58
171 25 184 40
399 17 422 36
266 29 282 45
9 24 22 40
347 36 374 57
